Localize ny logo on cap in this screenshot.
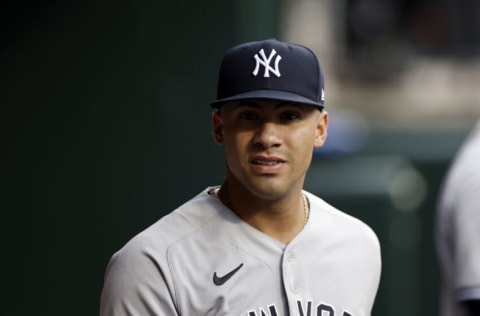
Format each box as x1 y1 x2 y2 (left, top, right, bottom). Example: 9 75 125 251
252 48 282 78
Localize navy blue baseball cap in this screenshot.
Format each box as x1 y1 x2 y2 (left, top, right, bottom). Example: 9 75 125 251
211 39 325 110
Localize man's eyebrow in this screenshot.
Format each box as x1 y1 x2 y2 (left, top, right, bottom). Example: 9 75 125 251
276 101 303 109
235 100 303 109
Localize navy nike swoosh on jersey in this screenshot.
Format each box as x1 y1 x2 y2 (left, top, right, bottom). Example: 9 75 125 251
213 263 244 286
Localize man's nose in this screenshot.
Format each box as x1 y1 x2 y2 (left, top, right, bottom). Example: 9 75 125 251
253 122 282 149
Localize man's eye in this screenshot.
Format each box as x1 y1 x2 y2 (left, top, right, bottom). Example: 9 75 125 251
280 112 300 121
240 112 258 120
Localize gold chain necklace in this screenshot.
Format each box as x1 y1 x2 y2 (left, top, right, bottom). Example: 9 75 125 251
209 188 310 226
302 193 310 227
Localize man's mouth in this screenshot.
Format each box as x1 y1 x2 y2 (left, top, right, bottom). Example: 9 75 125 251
252 160 282 165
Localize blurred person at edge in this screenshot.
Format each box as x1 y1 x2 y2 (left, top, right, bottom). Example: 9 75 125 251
436 119 480 316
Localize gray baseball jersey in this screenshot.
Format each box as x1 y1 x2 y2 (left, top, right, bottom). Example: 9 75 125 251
436 120 480 316
100 188 381 316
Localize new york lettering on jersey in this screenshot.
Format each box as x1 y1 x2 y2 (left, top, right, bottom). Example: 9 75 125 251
241 300 354 316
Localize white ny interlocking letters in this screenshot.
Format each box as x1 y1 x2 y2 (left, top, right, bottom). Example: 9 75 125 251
252 48 282 78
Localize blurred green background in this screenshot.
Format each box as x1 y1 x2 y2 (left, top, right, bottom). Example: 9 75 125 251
1 0 479 315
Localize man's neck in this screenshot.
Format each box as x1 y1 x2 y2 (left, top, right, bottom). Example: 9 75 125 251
217 184 308 244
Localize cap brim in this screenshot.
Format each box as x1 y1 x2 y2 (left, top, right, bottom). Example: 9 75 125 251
211 90 324 109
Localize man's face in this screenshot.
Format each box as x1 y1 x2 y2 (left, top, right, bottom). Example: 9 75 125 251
213 99 328 200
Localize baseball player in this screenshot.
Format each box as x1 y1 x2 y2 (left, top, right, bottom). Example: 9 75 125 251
436 118 480 316
100 39 381 316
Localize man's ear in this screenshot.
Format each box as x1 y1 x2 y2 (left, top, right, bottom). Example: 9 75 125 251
212 111 224 144
314 111 328 148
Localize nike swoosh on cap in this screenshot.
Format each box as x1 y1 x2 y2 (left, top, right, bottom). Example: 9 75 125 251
213 263 244 286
